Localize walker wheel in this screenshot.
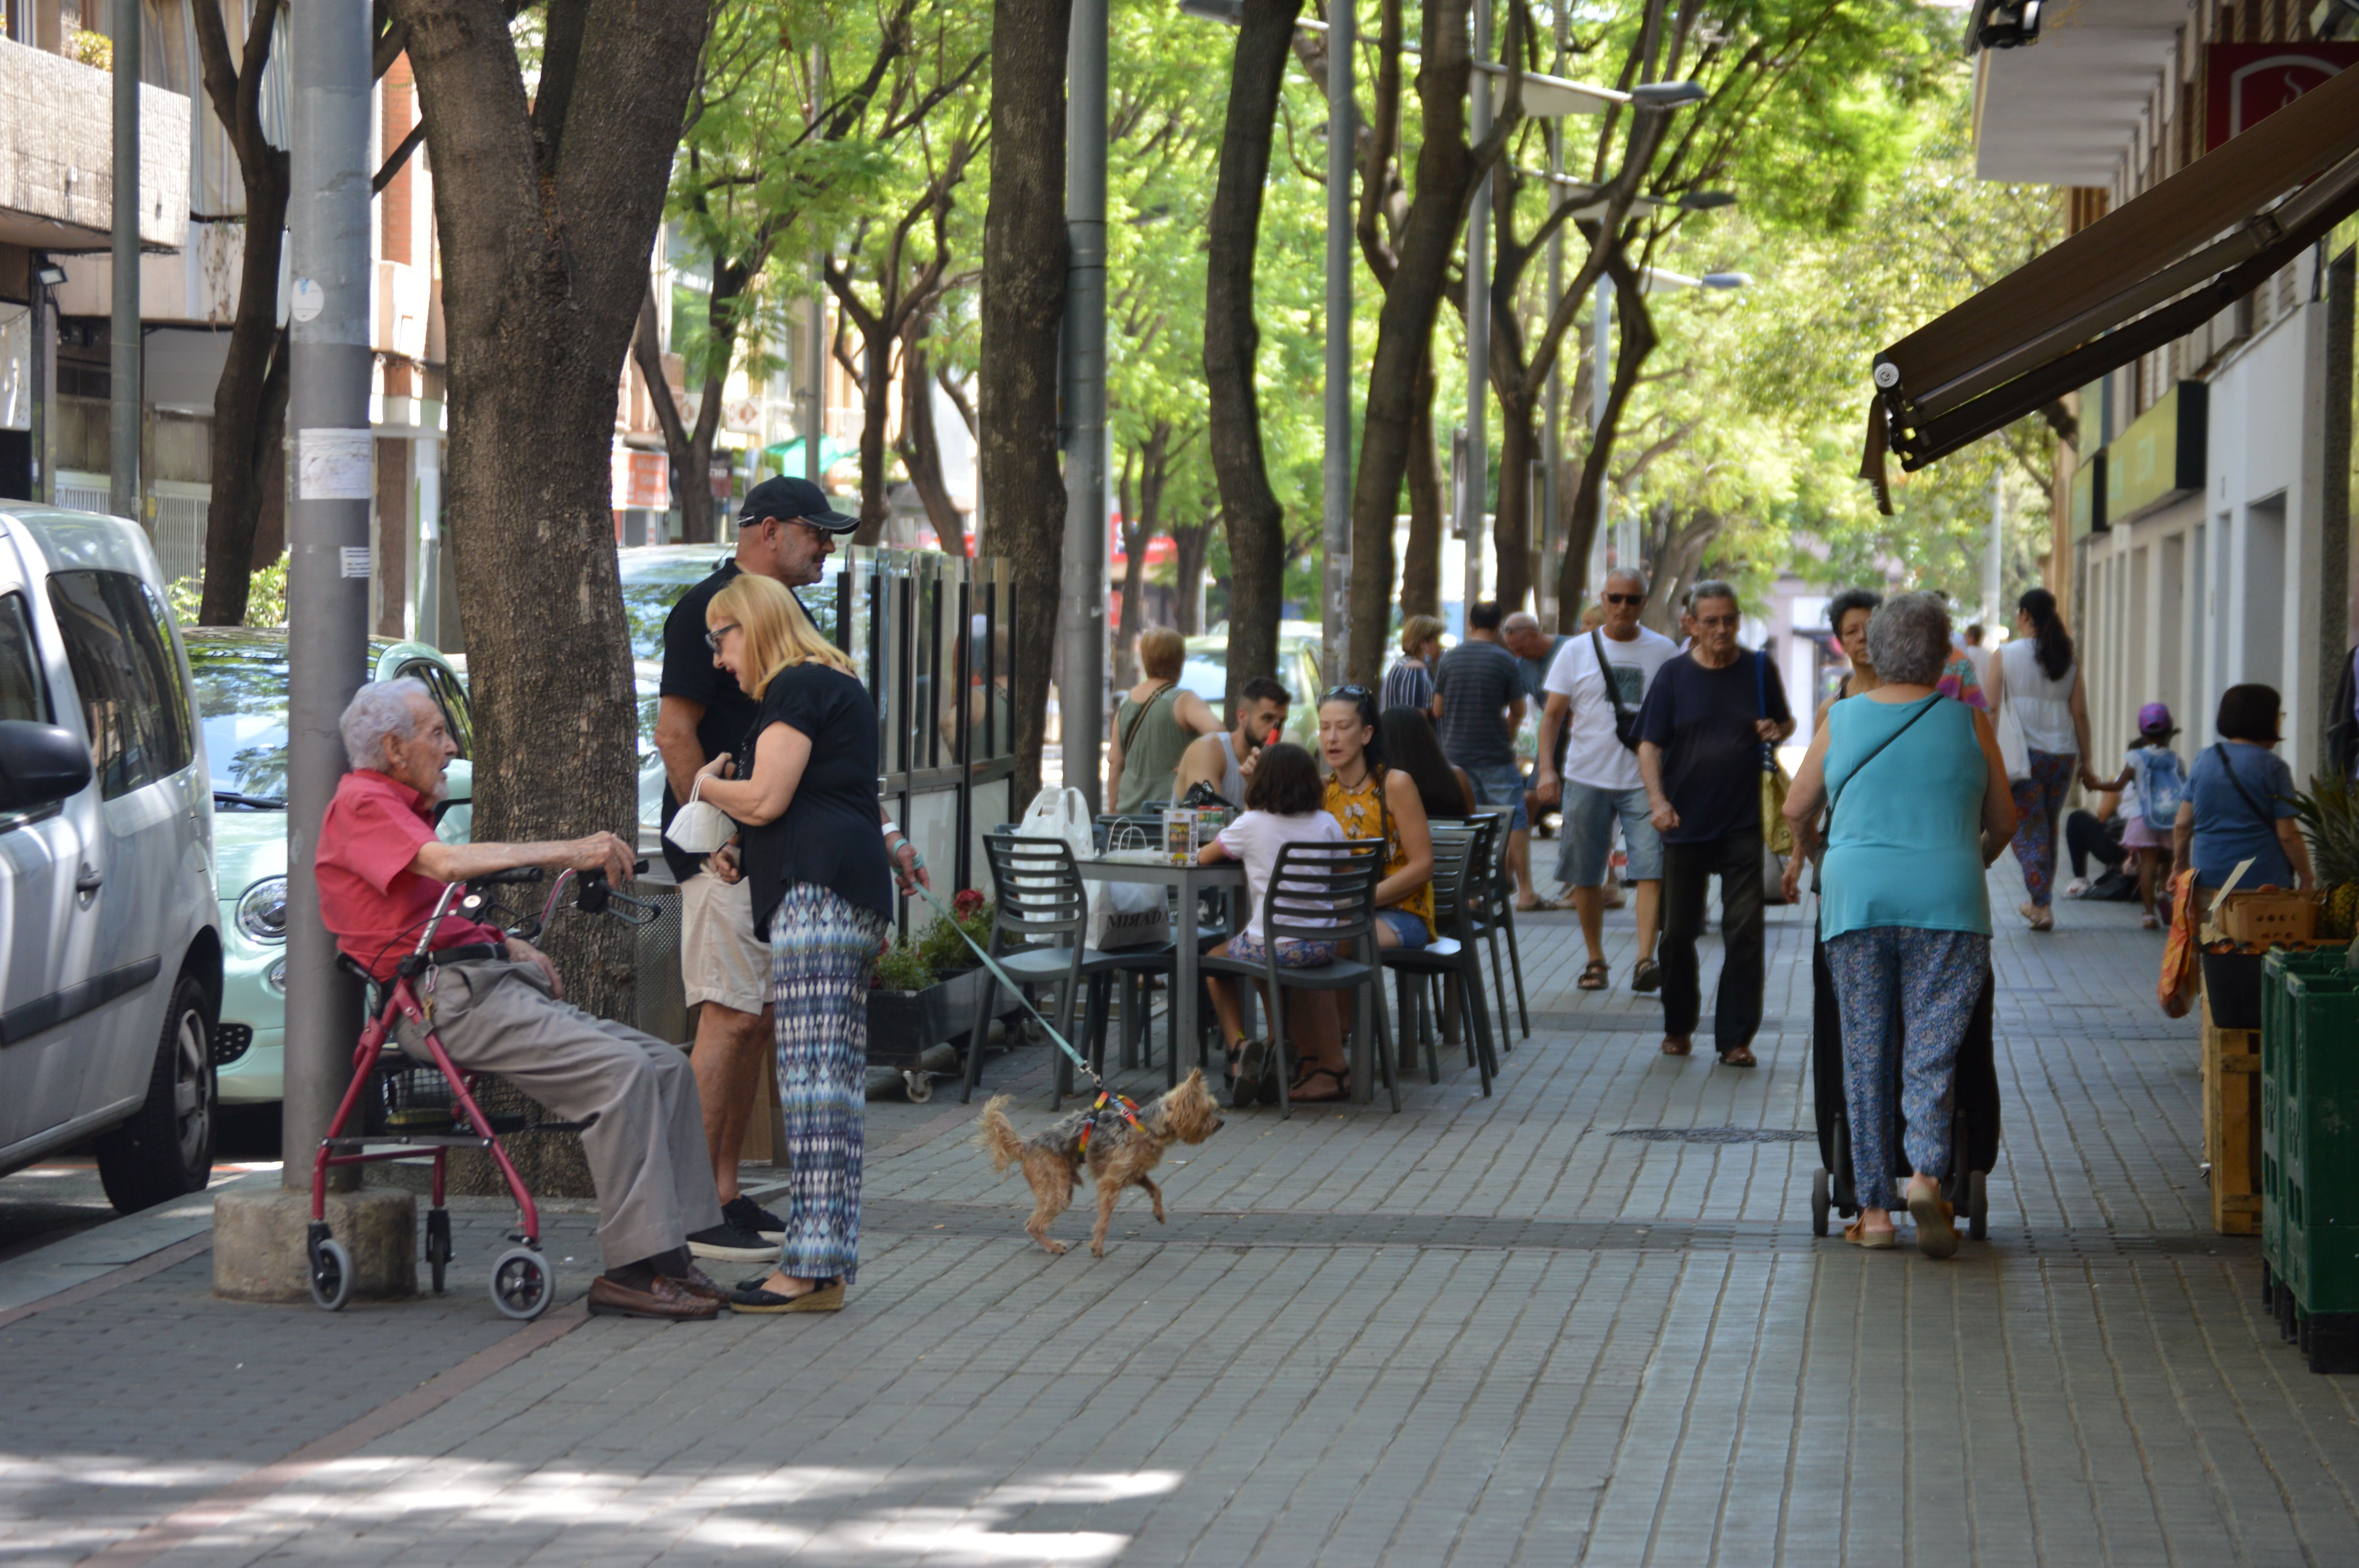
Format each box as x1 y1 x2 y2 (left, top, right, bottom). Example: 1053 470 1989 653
1968 1171 1989 1241
1810 1169 1830 1238
489 1246 553 1321
426 1209 453 1295
903 1069 934 1104
308 1238 353 1311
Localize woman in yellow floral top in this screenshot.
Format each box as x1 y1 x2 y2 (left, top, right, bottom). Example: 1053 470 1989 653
1318 687 1436 949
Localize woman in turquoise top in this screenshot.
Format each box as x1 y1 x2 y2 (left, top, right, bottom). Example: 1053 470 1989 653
1782 593 2017 1259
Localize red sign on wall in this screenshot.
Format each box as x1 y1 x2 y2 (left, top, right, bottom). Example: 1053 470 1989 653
2206 44 2359 151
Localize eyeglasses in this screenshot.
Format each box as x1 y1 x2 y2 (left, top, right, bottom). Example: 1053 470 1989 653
1604 593 1644 606
705 622 740 653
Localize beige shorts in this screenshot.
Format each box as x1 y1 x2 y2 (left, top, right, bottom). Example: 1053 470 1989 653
680 870 771 1016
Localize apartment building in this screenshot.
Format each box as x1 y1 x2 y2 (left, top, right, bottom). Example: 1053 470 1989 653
1870 0 2359 787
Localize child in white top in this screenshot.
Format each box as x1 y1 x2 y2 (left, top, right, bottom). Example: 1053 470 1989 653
2090 701 2186 929
1198 742 1349 1107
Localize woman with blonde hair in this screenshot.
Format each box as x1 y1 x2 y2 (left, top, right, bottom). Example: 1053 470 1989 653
1383 614 1447 720
1109 625 1220 812
693 573 912 1312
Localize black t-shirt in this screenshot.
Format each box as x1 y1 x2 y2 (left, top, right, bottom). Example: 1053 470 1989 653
741 662 894 936
1635 648 1791 844
1434 639 1523 768
658 560 764 880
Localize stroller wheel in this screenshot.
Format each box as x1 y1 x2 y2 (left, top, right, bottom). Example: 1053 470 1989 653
308 1238 353 1311
1968 1171 1989 1240
1811 1169 1830 1237
490 1246 554 1321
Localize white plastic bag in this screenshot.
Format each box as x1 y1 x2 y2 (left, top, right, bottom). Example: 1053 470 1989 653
663 776 736 854
1012 786 1170 950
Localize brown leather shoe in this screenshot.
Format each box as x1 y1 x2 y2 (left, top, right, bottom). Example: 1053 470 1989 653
664 1264 727 1304
588 1272 722 1320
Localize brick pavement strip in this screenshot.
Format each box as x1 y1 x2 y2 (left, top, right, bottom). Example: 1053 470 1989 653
5 860 2359 1564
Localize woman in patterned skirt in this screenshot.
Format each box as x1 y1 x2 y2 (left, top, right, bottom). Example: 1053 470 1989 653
694 573 912 1312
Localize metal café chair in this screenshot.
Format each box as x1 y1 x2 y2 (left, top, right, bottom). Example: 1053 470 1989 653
960 834 1172 1107
1383 823 1498 1094
1199 838 1400 1116
1464 806 1532 1043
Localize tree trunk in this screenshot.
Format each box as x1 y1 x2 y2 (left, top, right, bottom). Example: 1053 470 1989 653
1202 0 1300 710
1169 517 1214 634
1398 344 1442 619
979 0 1071 802
1494 387 1536 611
851 317 895 546
896 325 966 555
393 0 713 1194
1347 0 1480 685
629 287 705 543
1113 448 1144 690
1555 250 1656 632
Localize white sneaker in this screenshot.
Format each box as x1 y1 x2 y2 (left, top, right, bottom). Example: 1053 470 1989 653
2062 878 2091 899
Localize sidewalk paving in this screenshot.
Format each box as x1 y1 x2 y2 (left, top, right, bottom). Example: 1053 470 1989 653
5 859 2358 1566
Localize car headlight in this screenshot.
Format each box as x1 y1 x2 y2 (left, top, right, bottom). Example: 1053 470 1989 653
236 877 289 943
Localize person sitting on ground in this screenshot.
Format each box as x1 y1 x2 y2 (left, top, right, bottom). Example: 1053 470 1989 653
1379 705 1477 821
316 679 727 1322
1108 626 1221 814
1320 687 1437 966
2062 790 2130 900
2080 702 2185 928
1201 742 1350 1107
1172 677 1290 806
1382 615 1446 721
2173 682 2315 896
1780 592 2017 1258
1435 601 1552 910
1532 566 1679 995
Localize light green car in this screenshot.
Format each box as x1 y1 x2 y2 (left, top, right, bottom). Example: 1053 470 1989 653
1178 621 1325 745
189 630 478 1104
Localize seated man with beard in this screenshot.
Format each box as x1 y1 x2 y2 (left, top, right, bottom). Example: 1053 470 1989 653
315 678 728 1321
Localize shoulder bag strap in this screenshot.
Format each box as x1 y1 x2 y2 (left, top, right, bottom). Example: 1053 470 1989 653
1825 697 1942 834
2214 742 2278 833
1592 630 1630 723
1119 682 1173 756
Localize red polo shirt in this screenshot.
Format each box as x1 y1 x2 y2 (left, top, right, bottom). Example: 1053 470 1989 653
317 769 506 979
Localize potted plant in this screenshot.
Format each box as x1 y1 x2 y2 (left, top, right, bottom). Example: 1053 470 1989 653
867 894 1000 1100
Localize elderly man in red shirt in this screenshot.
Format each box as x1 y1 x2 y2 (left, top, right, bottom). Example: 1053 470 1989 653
317 677 727 1321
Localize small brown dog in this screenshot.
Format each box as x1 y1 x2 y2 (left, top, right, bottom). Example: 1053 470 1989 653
975 1069 1225 1256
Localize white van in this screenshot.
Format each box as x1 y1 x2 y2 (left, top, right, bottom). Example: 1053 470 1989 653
0 506 220 1212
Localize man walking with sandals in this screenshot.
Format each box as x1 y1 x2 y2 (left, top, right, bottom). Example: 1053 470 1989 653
1635 581 1794 1066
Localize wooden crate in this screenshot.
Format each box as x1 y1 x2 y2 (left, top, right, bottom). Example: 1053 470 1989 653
2203 993 2263 1235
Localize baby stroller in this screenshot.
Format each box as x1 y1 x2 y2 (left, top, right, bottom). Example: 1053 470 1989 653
306 864 658 1318
1808 933 2001 1239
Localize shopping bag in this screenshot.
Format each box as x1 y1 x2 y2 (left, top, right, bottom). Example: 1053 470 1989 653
1995 695 2032 784
2159 869 2201 1018
1012 787 1171 951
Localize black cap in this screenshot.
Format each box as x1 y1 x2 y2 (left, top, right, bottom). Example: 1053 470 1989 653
741 475 858 534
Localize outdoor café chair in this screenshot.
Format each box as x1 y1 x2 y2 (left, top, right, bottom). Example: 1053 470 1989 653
1465 806 1532 1043
1384 822 1498 1096
1198 838 1400 1115
961 834 1175 1107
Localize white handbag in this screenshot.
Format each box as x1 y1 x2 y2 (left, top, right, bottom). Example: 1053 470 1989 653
1994 694 2032 784
1011 786 1170 951
663 776 736 854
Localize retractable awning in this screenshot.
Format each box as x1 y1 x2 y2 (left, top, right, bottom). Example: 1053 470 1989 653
1861 62 2359 512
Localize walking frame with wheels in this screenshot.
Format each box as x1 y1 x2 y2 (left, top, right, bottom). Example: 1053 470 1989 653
304 863 660 1319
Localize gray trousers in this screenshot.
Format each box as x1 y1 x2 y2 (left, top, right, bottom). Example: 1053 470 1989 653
396 959 722 1272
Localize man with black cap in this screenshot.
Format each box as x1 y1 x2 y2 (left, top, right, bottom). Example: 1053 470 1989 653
653 475 921 1260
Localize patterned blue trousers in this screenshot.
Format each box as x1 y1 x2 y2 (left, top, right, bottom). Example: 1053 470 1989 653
770 882 889 1284
1823 926 1990 1212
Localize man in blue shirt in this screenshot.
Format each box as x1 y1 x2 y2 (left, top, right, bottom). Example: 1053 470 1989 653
1636 581 1793 1067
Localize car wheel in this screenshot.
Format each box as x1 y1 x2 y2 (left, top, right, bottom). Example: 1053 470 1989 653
95 973 216 1213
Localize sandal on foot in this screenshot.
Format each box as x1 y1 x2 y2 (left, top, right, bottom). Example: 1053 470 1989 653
1906 1183 1960 1259
1577 959 1610 991
1518 895 1564 913
1231 1038 1273 1109
1717 1045 1758 1068
1843 1218 1896 1250
2018 900 2053 931
1631 957 1662 993
1289 1064 1350 1103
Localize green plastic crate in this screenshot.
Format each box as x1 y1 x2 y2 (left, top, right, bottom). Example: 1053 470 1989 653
2262 965 2359 1372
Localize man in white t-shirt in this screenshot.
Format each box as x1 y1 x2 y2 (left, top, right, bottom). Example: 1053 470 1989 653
1532 567 1679 993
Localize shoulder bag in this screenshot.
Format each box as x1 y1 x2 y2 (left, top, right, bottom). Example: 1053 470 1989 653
2212 743 2281 833
1592 630 1644 751
1756 651 1794 856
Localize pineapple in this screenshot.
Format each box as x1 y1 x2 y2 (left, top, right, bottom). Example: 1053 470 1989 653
2290 773 2359 938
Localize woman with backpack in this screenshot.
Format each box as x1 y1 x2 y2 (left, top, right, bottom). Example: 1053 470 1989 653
1780 593 2017 1258
2173 683 2315 895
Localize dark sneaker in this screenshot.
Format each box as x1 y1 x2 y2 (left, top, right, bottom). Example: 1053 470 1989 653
723 1195 786 1242
687 1221 773 1261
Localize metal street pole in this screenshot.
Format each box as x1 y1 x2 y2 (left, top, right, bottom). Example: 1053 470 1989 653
109 0 140 523
1322 0 1353 686
1061 0 1108 813
805 273 824 486
282 0 377 1188
1461 0 1489 611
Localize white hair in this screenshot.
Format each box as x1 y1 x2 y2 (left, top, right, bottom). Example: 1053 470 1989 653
1864 591 1954 686
1604 566 1649 595
340 677 435 770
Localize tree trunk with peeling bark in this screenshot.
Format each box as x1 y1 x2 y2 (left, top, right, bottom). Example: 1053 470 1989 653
1202 0 1299 710
1399 346 1443 619
390 0 713 1193
979 0 1070 801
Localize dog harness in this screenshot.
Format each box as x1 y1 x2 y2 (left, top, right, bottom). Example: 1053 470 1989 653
1077 1090 1144 1156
